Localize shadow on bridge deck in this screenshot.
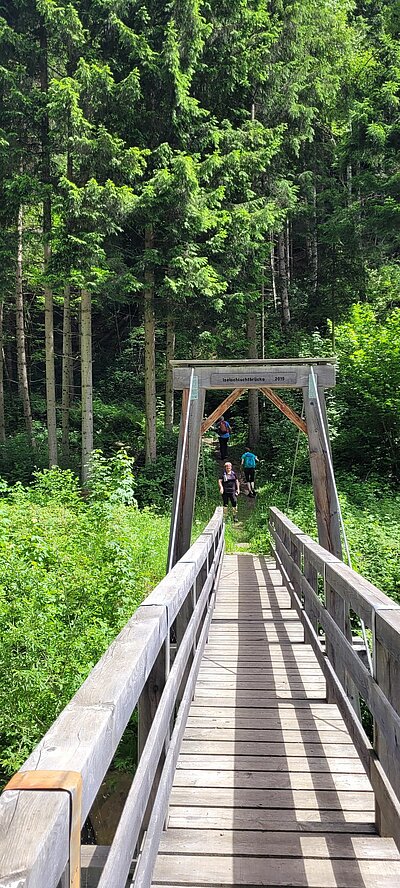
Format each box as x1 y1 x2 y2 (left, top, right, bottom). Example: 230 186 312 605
153 553 400 888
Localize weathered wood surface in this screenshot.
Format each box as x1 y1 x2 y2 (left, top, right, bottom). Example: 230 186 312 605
270 505 400 839
200 388 246 434
152 553 400 888
173 362 336 390
0 511 224 888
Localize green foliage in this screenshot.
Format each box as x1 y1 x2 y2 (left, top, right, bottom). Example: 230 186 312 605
0 467 169 781
334 302 400 478
87 449 136 506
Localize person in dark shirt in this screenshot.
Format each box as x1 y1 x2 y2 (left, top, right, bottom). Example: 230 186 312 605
218 461 240 520
216 415 232 459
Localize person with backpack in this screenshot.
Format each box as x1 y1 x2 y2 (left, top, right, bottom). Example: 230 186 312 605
216 415 232 459
241 448 259 497
218 461 240 521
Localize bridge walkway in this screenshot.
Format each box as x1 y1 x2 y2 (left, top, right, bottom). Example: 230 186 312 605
153 553 400 888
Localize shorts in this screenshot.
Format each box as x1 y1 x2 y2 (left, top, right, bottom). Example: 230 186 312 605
244 467 255 482
222 491 237 507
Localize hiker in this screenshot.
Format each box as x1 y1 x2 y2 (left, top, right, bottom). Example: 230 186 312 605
218 461 240 520
216 415 231 459
241 448 259 497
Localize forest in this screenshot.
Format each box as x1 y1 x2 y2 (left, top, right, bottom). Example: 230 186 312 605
0 0 399 782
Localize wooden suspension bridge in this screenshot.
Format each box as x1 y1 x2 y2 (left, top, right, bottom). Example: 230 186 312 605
1 360 400 888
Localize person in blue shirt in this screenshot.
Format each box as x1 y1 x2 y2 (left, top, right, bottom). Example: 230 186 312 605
216 415 232 460
241 449 259 497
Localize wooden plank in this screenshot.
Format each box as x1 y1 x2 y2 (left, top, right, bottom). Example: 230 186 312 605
180 740 360 758
177 754 364 773
188 700 344 713
167 806 376 829
173 769 371 792
186 716 348 730
172 358 336 366
169 785 374 810
153 853 400 886
192 689 326 702
158 830 398 859
200 388 246 434
181 727 354 743
173 363 336 390
260 387 307 434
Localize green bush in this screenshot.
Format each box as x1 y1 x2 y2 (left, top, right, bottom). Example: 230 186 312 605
0 467 169 782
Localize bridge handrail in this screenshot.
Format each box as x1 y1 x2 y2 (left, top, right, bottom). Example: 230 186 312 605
269 506 400 847
0 507 224 888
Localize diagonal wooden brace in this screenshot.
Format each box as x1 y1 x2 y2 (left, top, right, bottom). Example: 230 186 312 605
260 387 307 435
201 388 246 435
4 770 82 888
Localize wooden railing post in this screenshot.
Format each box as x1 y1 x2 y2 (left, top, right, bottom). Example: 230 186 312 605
303 379 342 559
289 534 302 598
137 636 169 830
325 573 360 714
303 551 319 642
374 610 400 836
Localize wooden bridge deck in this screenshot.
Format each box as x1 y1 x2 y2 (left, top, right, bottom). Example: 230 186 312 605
153 553 400 888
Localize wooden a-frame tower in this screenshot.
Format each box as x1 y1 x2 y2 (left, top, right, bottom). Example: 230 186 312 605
168 359 341 569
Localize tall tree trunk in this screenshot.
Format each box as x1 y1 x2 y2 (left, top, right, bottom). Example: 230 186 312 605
40 22 57 466
61 284 72 462
310 182 318 298
15 205 34 445
278 230 290 331
260 269 265 360
44 228 57 466
270 233 278 312
165 314 175 432
144 224 156 463
286 219 291 286
247 309 260 448
0 302 5 444
81 288 93 484
346 163 352 206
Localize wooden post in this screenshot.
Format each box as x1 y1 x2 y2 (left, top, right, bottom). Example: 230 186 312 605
374 610 400 835
303 552 319 641
168 383 205 568
303 379 342 558
137 639 168 833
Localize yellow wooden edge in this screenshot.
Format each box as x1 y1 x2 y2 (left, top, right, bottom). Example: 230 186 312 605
4 769 82 888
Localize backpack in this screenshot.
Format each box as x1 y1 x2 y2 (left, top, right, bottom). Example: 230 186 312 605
219 420 228 434
243 452 256 468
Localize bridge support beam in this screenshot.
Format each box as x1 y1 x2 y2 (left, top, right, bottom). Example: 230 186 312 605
168 382 206 568
303 381 342 559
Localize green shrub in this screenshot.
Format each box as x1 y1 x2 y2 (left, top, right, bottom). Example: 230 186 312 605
0 467 169 782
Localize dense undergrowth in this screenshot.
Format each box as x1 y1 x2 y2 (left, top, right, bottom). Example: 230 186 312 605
0 461 169 781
